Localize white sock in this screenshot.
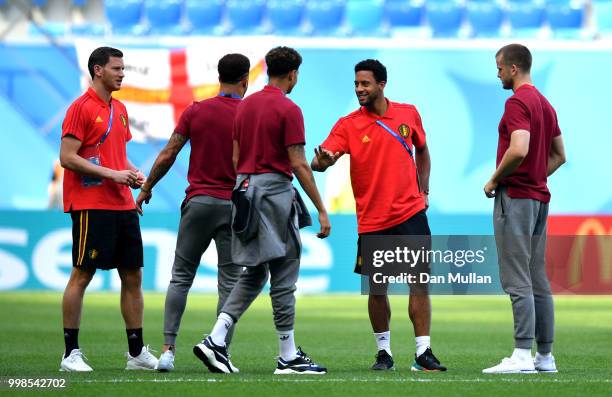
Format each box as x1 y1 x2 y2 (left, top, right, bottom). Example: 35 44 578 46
278 329 297 361
210 313 233 346
374 331 391 355
415 336 430 357
512 348 532 361
536 351 552 359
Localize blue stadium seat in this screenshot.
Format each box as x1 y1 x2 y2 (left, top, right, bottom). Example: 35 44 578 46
385 0 425 27
145 0 186 36
466 0 504 37
305 0 346 36
226 0 265 35
593 0 612 36
186 0 226 35
425 0 465 37
72 0 88 6
267 0 305 36
545 0 585 39
105 0 148 36
507 0 545 38
346 0 386 37
31 0 47 6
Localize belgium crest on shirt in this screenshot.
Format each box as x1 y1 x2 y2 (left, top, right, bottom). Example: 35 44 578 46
398 124 410 138
120 114 127 128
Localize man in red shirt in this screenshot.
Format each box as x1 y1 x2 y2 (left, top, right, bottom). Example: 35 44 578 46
194 47 330 375
136 53 251 372
59 47 157 371
483 44 566 374
312 59 446 372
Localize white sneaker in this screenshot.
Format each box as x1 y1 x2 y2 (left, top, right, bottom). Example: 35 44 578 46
534 353 558 373
482 357 537 374
157 349 175 372
126 345 159 370
60 349 93 372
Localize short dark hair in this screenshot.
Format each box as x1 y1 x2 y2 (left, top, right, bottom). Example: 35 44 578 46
265 46 302 77
218 53 251 84
496 44 532 73
355 59 387 83
88 46 123 79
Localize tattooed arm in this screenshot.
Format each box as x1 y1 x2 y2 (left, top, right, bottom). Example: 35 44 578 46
135 133 187 214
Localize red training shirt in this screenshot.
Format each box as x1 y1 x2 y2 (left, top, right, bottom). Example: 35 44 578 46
61 87 135 212
322 100 427 234
175 96 240 201
233 85 306 178
497 84 561 203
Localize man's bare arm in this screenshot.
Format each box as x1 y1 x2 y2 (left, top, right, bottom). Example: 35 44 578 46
141 133 187 192
288 144 330 238
547 135 566 177
60 135 136 185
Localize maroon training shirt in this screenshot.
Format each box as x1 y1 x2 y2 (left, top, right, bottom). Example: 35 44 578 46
175 96 240 201
233 85 306 178
497 84 561 203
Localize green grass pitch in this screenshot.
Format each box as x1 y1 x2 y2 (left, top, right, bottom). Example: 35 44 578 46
1 293 611 396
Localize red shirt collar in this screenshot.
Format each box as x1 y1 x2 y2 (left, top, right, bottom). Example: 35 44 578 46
263 85 286 96
515 84 535 93
360 98 396 120
86 87 113 107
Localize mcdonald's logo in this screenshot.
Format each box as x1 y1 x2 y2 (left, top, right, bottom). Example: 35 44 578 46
567 218 612 287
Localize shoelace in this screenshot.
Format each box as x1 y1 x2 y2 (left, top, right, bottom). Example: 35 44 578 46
72 350 89 363
296 347 313 364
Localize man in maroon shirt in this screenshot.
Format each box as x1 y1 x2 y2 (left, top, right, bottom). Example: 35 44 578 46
193 47 330 375
136 53 251 372
483 44 566 374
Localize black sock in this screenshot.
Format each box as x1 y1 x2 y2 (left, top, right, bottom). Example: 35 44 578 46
126 328 144 357
64 328 79 358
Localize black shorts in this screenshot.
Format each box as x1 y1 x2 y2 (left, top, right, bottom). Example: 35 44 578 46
70 210 143 270
354 210 431 275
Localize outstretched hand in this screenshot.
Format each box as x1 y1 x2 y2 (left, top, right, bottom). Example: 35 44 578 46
314 145 340 169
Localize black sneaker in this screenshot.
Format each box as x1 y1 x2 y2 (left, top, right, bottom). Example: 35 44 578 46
411 347 447 372
371 350 395 370
193 336 239 373
274 347 327 375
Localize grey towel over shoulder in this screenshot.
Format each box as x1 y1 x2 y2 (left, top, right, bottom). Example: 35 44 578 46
231 173 310 267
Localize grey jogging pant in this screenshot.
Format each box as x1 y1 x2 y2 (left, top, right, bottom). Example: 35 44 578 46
494 187 554 353
163 195 243 346
220 233 300 332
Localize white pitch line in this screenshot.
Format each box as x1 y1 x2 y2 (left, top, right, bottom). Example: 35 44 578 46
73 377 612 384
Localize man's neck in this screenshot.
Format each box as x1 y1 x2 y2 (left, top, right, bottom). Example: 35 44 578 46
512 76 533 93
267 78 289 94
365 97 388 117
219 83 242 98
92 81 112 103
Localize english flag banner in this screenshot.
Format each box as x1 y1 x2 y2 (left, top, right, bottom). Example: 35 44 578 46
75 40 268 142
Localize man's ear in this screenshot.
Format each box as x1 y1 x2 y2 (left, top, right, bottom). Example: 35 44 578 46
93 64 103 78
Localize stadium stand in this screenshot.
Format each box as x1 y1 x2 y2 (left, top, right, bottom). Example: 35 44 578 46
185 0 226 36
466 0 505 37
267 0 305 36
304 0 345 36
226 0 266 35
425 0 466 38
145 0 186 36
507 0 546 37
345 0 387 37
105 0 148 36
384 0 427 37
545 0 586 38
